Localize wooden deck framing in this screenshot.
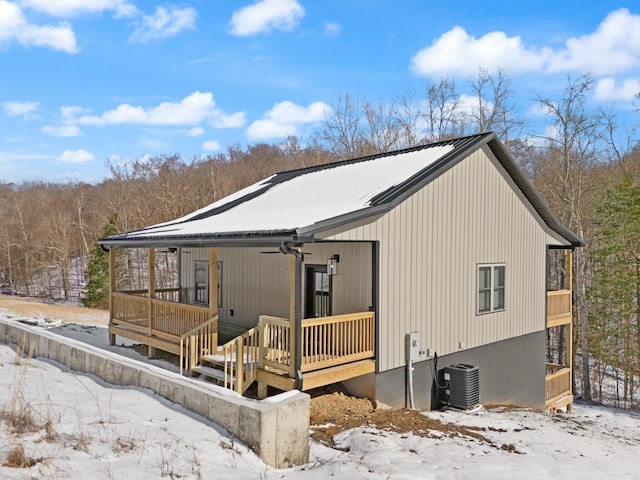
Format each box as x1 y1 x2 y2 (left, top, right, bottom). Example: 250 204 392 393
545 249 573 412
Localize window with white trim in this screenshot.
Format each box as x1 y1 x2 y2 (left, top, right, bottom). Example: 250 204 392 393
477 264 505 314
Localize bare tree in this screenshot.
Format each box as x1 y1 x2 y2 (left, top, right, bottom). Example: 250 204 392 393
533 74 604 401
468 67 524 144
323 93 365 158
423 76 461 141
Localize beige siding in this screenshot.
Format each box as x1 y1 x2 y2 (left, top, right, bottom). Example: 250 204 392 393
322 147 557 372
181 244 372 330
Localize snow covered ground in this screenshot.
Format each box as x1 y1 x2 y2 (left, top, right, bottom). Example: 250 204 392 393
1 311 640 479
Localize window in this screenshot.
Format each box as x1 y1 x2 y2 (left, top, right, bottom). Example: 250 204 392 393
477 264 505 314
194 261 209 305
194 260 222 307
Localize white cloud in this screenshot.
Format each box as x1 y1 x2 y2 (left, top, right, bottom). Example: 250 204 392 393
2 100 39 118
594 78 640 102
72 92 246 132
42 124 83 137
411 26 548 76
42 105 89 137
77 92 231 127
202 140 220 151
211 111 247 128
547 9 640 75
230 0 304 36
0 1 78 53
130 6 196 43
20 0 138 18
411 8 640 78
246 100 329 140
323 22 341 36
186 126 205 137
59 149 94 164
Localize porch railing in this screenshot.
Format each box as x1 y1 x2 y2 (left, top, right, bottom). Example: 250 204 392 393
179 314 218 375
152 298 210 337
258 311 375 376
111 292 210 339
219 326 260 394
545 363 572 404
259 315 293 376
116 288 181 303
301 312 375 372
112 292 149 331
547 290 572 327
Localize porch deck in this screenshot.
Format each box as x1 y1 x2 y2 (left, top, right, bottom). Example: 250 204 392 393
108 291 375 395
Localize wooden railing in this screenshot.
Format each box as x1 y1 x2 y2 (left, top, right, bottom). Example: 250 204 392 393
112 292 149 331
179 315 218 375
259 315 293 376
545 363 572 404
547 290 572 327
258 312 375 376
111 292 210 339
219 326 260 394
116 288 181 302
301 312 375 372
151 298 209 337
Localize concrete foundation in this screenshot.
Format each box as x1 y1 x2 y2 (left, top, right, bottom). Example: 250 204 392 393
0 319 310 468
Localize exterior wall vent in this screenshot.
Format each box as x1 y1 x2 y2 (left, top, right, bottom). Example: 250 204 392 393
444 364 480 410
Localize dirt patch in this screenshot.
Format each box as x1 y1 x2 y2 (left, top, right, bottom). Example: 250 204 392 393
309 386 521 453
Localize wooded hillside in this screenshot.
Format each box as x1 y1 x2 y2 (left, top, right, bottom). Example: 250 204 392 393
1 72 639 409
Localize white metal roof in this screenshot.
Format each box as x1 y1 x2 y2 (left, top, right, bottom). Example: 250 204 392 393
100 133 583 247
119 144 455 240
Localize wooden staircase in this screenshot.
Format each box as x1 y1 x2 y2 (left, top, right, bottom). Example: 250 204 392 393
190 327 259 394
184 312 377 396
191 352 239 389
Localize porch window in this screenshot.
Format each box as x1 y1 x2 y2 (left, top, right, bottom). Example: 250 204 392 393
194 260 223 307
194 261 209 305
477 264 505 314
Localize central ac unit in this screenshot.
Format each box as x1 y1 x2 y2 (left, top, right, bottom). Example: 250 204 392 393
444 363 480 410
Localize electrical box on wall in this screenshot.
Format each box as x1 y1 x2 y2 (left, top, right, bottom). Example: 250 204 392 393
405 332 420 362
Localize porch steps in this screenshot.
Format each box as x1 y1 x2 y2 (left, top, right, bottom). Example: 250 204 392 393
192 350 257 389
191 365 236 386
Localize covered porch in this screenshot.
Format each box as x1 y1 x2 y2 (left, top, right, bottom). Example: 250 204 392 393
106 243 376 397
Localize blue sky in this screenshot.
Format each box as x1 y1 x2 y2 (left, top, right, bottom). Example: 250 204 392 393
1 0 638 184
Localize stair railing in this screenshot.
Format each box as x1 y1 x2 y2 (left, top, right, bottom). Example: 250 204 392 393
179 314 218 375
220 326 259 393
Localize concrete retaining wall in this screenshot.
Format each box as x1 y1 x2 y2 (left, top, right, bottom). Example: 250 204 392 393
0 319 310 468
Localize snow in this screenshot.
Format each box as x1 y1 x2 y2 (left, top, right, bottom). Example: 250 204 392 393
117 145 454 239
2 311 640 479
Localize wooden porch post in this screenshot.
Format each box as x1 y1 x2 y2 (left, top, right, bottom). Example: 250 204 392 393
289 253 297 380
209 247 218 348
148 248 156 358
108 248 116 346
567 249 573 413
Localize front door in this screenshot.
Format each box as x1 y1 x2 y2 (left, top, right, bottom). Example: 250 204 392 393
305 265 332 318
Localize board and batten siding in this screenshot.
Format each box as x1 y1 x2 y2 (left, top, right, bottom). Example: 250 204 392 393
321 145 567 372
181 243 372 330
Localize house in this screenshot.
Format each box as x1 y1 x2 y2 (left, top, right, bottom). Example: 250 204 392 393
98 132 581 412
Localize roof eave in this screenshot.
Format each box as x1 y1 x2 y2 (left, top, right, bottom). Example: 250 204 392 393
97 231 304 249
485 137 585 247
